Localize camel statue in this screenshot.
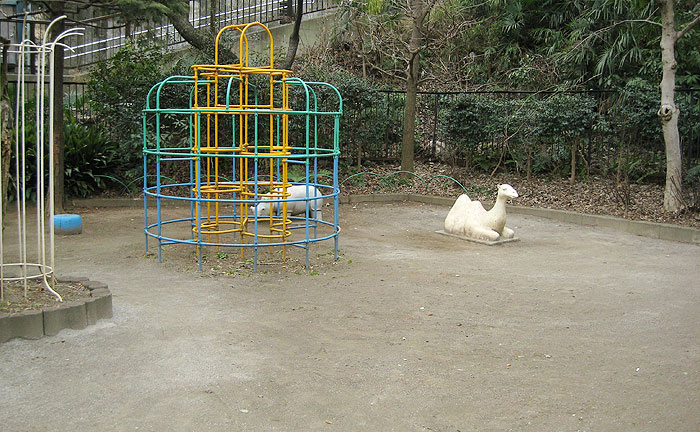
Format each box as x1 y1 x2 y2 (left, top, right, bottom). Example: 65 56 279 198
249 185 324 219
444 184 518 241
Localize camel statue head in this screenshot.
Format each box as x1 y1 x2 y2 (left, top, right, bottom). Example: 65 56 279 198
497 184 518 200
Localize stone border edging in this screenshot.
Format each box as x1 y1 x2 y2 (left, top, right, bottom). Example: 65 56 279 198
71 195 700 245
0 276 113 343
340 194 700 245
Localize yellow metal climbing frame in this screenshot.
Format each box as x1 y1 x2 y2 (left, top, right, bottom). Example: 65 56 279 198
191 23 294 257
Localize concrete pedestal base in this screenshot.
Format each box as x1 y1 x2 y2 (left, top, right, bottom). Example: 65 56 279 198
436 230 520 245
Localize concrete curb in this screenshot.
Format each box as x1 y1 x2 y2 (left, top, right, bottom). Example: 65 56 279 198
71 194 700 245
0 277 113 343
72 197 196 208
341 194 700 245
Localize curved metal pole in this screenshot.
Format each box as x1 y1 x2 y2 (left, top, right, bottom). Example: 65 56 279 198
18 34 28 297
43 19 83 298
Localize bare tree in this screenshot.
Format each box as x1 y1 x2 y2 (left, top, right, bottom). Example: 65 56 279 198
400 0 430 173
335 0 469 172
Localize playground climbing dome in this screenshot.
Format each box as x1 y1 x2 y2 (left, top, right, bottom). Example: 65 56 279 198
143 22 342 271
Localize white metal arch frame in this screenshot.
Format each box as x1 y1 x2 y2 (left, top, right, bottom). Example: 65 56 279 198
0 16 82 302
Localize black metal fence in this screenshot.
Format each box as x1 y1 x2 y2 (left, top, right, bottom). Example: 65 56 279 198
7 75 700 182
342 89 700 178
5 78 91 121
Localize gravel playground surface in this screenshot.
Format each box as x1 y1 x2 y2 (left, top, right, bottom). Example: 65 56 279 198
1 201 699 431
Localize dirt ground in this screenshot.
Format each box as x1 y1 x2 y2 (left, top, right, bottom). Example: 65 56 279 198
1 201 699 431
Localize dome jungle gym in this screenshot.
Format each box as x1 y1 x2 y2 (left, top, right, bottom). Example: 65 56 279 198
143 22 342 271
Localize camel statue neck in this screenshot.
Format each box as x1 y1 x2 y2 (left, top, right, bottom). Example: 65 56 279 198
491 193 507 211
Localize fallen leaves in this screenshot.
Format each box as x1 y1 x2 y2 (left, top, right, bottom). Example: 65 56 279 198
340 162 700 229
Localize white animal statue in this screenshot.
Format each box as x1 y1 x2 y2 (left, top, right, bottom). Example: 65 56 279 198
249 185 324 219
444 184 518 241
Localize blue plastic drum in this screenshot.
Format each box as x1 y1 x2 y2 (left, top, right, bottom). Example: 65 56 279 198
54 214 82 235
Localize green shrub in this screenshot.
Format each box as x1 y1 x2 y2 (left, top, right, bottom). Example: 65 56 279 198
87 43 165 173
8 105 119 200
440 94 502 171
605 79 664 182
63 113 119 198
296 66 392 165
439 93 599 175
608 79 662 148
500 96 544 175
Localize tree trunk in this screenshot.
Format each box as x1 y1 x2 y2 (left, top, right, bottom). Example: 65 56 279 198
357 140 362 170
616 152 623 185
401 74 418 173
284 0 295 22
283 0 304 70
569 142 576 184
51 5 65 214
166 3 238 64
0 98 10 224
401 0 425 174
210 0 218 35
658 0 684 212
167 6 216 51
125 20 133 41
1 38 11 224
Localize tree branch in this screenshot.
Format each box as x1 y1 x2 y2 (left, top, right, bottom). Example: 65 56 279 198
419 0 438 21
568 17 661 53
368 61 406 82
676 12 700 40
